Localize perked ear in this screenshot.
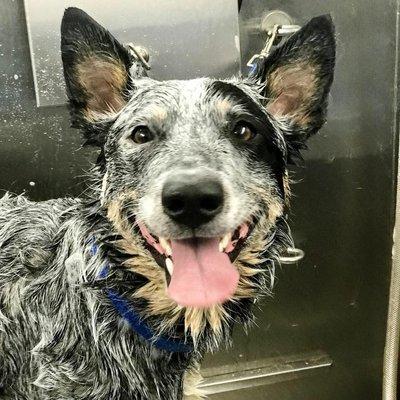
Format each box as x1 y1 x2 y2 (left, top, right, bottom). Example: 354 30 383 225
252 15 335 138
61 7 132 127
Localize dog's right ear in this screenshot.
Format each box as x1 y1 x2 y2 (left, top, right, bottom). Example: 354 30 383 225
61 8 132 129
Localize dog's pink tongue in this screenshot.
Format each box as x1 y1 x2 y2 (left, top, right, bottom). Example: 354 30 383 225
167 238 239 308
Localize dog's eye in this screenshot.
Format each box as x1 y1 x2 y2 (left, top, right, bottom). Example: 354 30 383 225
130 126 154 144
232 122 257 142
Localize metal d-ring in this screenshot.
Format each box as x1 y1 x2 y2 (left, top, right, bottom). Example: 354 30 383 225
279 247 305 264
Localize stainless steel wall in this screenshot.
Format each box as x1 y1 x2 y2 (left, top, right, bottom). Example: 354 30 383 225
0 1 397 399
0 1 89 200
24 0 240 106
202 1 397 399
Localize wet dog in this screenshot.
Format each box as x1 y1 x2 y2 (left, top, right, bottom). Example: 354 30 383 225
0 8 335 399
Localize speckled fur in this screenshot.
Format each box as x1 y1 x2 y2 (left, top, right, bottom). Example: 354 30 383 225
0 8 335 400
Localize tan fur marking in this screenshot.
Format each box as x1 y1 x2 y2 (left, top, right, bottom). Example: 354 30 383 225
215 98 233 118
149 105 168 125
267 62 318 126
268 202 283 224
77 55 127 120
183 363 206 399
106 192 138 237
252 185 283 224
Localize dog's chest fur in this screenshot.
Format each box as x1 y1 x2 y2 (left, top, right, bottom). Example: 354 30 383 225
0 194 200 399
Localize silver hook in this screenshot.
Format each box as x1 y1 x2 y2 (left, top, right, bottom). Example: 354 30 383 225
247 23 301 67
125 43 151 71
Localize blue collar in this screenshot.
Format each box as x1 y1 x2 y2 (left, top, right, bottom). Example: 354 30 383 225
90 240 193 354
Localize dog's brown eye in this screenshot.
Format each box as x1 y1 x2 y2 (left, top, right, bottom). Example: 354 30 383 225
131 126 154 144
232 123 256 142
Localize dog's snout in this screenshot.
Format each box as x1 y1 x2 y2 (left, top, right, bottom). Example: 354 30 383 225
162 174 224 228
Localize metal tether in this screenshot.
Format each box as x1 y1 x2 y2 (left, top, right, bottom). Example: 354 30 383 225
247 23 301 67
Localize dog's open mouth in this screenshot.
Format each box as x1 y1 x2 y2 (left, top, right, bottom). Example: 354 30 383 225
136 222 252 308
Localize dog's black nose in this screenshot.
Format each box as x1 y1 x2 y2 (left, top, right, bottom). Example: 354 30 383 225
162 174 224 228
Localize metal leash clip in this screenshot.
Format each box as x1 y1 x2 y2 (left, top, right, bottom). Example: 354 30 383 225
125 43 151 71
247 23 301 68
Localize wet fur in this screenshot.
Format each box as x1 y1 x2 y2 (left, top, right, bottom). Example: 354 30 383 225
0 8 335 400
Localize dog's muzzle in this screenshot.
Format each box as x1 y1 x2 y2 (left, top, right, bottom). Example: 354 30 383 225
137 170 255 309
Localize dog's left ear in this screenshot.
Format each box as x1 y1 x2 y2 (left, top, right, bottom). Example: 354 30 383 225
61 7 132 127
251 15 335 138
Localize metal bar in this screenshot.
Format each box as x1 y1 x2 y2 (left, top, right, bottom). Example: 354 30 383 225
277 24 301 35
382 2 400 398
199 350 333 395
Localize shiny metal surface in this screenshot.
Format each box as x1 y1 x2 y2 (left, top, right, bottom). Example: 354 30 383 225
279 247 306 264
24 0 240 106
204 1 398 399
0 1 397 399
383 4 400 398
260 10 294 33
200 350 332 395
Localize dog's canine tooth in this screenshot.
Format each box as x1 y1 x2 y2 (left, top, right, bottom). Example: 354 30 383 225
219 232 232 252
159 237 172 255
165 257 174 275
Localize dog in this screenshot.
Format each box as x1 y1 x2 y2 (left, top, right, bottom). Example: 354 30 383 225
0 7 335 400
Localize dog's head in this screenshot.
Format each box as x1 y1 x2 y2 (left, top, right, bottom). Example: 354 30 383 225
61 8 335 340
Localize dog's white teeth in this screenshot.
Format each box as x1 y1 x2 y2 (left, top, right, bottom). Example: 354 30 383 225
219 232 232 252
165 257 174 275
159 237 172 256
